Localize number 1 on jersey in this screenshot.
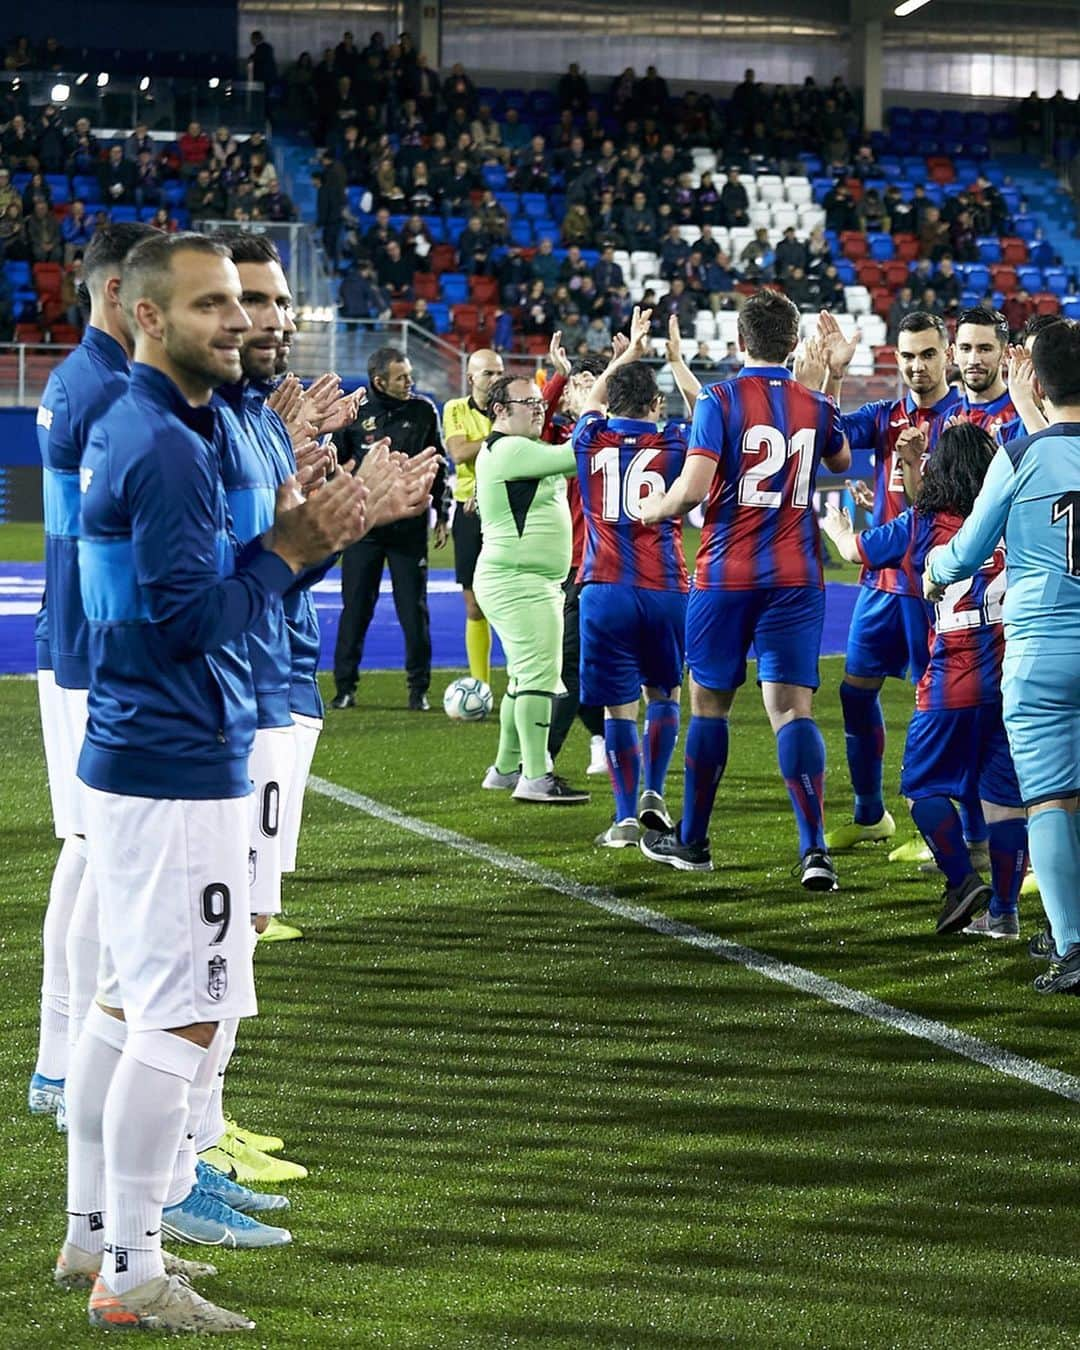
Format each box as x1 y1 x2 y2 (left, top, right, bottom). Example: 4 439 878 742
591 445 666 522
738 424 816 510
1052 491 1080 575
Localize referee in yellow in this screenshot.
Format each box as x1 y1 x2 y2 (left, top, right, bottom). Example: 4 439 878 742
442 348 504 684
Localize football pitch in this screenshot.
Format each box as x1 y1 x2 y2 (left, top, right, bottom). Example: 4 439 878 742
4 652 1080 1346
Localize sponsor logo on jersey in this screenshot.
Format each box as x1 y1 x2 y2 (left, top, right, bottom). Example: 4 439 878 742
208 955 228 1001
37 405 54 430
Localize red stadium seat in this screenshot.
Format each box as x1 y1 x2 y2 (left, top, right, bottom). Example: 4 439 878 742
840 231 868 261
15 323 44 343
871 286 892 318
1000 236 1028 265
892 234 919 262
452 303 481 334
33 263 63 298
390 300 412 319
1033 291 1061 316
49 324 81 345
990 264 1018 292
524 334 550 355
469 275 498 304
873 344 897 369
927 157 955 183
412 271 439 300
429 243 457 275
856 260 884 287
882 260 910 288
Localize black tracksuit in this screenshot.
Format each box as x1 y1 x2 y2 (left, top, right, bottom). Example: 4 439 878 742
332 388 449 698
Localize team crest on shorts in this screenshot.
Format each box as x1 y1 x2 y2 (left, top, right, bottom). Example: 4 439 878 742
208 955 228 1001
248 848 257 885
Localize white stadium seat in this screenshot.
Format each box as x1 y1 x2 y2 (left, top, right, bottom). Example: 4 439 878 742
843 286 872 316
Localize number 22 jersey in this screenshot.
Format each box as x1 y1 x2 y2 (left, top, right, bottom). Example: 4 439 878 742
857 506 1006 711
689 366 845 591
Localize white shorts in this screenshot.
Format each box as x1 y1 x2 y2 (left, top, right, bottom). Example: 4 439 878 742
85 788 257 1033
248 726 296 916
280 714 322 873
38 672 88 838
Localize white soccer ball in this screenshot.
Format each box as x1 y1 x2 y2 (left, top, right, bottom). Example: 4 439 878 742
443 676 493 722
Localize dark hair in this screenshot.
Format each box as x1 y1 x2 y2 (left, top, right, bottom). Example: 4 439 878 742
82 221 156 288
1031 319 1080 404
118 231 230 322
955 306 1008 345
487 373 527 416
897 311 948 343
218 230 282 265
571 354 608 377
1021 312 1066 345
737 288 800 363
916 422 996 516
368 344 406 385
606 360 659 418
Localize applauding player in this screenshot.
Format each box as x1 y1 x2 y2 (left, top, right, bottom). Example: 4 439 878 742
638 290 850 886
572 311 691 847
824 424 1029 938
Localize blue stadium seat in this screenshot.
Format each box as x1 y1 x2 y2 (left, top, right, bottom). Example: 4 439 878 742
965 264 991 292
421 216 445 242
481 164 508 190
1043 267 1069 296
835 260 856 285
520 193 549 219
163 181 186 206
528 90 557 117
13 173 30 192
965 113 991 139
914 109 940 135
4 261 31 286
443 215 467 240
510 217 533 246
1061 297 1080 320
888 107 913 131
990 112 1018 139
976 237 1002 264
137 206 159 221
940 111 964 139
72 175 98 202
811 177 833 203
867 233 894 261
1012 215 1037 241
440 272 469 304
533 219 558 241
110 206 137 222
427 301 451 333
494 192 520 216
45 175 70 203
1017 266 1042 291
501 89 527 111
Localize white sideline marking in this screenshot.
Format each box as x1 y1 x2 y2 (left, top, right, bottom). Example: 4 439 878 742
309 775 1080 1106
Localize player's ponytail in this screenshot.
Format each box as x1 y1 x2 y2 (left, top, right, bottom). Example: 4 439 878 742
916 422 996 518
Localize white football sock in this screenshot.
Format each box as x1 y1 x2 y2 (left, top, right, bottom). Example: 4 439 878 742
36 835 86 1080
195 1016 238 1152
101 1029 205 1295
65 858 100 1049
65 1002 126 1254
165 1027 225 1208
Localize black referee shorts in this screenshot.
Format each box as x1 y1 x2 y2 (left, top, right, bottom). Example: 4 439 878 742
452 505 483 588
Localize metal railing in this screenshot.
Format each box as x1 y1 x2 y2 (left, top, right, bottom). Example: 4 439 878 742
199 221 332 312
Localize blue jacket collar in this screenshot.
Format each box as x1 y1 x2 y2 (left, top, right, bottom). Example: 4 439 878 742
607 415 658 433
130 363 217 438
83 325 130 372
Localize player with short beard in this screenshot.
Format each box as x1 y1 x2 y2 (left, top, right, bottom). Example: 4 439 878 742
953 306 1017 438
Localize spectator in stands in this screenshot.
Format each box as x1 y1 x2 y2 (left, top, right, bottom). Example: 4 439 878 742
21 172 51 214
860 187 888 233
65 129 98 182
909 256 934 298
27 198 62 263
443 63 476 117
918 205 950 261
35 105 66 174
562 202 593 248
440 158 476 215
805 225 832 277
97 145 136 206
558 63 590 115
720 168 750 226
523 278 555 336
2 114 36 169
886 185 914 235
410 295 436 334
497 244 531 304
824 182 858 232
656 276 696 337
932 254 961 313
887 285 919 344
249 30 278 87
60 256 84 332
820 263 846 312
470 105 505 163
705 251 741 311
134 151 163 208
61 199 93 262
658 223 688 278
340 260 391 319
185 167 223 225
610 67 637 123
500 106 531 152
622 189 658 250
456 214 492 275
514 135 551 193
150 206 178 234
561 308 587 353
249 149 279 198
124 122 154 162
211 126 239 169
178 121 211 177
0 202 27 261
774 226 807 281
949 208 977 263
592 189 624 248
593 245 624 294
785 266 816 311
715 342 740 377
0 168 18 220
284 51 317 126
683 248 711 304
334 30 362 82
921 285 945 319
730 68 763 139
689 340 716 376
1019 91 1043 155
696 171 722 226
1002 289 1033 337
260 182 297 222
530 236 561 291
739 227 774 281
585 313 612 353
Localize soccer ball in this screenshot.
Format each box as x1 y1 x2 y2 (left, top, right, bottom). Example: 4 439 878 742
442 677 493 722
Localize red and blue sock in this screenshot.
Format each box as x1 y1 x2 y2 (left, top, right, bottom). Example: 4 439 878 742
839 681 886 825
776 718 827 855
680 716 728 846
604 717 640 824
910 796 971 889
987 817 1028 917
959 798 989 848
643 699 680 795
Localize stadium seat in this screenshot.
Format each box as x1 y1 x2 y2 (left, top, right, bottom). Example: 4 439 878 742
412 272 439 301
110 206 138 222
892 234 919 262
840 231 868 261
835 260 856 285
451 303 482 336
1017 266 1042 292
1061 297 1080 320
871 286 892 318
32 263 63 298
771 206 799 231
1033 292 1061 316
520 193 548 219
990 265 1018 292
856 260 883 287
429 244 457 274
427 301 451 334
882 260 909 288
440 273 470 305
4 260 31 287
965 264 991 293
844 286 871 316
975 237 1002 264
48 323 81 345
1043 267 1069 296
867 233 894 261
998 236 1027 265
481 165 508 190
469 275 498 304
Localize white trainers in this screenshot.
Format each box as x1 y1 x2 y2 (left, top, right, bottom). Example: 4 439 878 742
481 764 521 790
88 1273 254 1333
54 1242 217 1292
586 735 607 776
512 773 590 804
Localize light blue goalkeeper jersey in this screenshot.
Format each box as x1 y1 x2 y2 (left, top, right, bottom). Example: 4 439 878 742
927 423 1080 655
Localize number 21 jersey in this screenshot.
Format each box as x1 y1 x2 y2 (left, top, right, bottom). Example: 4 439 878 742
690 367 845 591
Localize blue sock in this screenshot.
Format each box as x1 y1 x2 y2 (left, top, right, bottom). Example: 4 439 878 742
839 681 885 825
987 817 1028 917
604 717 640 824
1027 809 1080 954
910 796 971 889
959 798 989 847
776 718 827 854
643 699 680 795
680 716 729 846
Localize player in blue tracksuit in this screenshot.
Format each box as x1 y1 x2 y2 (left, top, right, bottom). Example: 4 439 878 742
63 232 368 1332
29 222 153 1121
926 319 1080 995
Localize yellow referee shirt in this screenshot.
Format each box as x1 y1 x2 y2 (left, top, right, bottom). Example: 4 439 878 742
442 396 493 502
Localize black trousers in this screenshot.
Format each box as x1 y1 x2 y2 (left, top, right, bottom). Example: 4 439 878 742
333 529 431 696
549 570 604 759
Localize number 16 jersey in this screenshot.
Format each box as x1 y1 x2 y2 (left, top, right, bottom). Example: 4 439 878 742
689 366 845 591
572 412 688 591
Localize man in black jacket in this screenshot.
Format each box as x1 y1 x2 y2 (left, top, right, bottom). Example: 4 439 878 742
331 346 450 711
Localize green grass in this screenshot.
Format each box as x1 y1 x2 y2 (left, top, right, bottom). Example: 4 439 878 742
3 666 1080 1347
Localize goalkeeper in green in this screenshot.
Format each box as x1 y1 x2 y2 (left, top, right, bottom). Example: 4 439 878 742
474 375 591 804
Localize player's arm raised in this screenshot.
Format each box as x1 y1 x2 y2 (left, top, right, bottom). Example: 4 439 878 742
583 305 652 413
1006 345 1049 436
895 424 927 502
817 310 859 402
665 313 702 415
821 503 862 563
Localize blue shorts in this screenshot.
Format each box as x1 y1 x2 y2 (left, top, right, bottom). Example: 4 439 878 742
1002 647 1080 807
580 583 687 708
900 703 1023 807
686 585 825 692
846 586 931 683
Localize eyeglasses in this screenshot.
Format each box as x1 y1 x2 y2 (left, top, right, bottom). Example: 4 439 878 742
503 397 544 409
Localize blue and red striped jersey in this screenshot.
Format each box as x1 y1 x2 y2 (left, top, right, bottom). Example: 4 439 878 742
572 412 688 591
994 414 1028 446
857 506 1006 711
689 367 845 590
956 388 1018 442
841 387 960 597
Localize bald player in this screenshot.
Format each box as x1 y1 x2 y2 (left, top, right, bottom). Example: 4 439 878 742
443 349 504 684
